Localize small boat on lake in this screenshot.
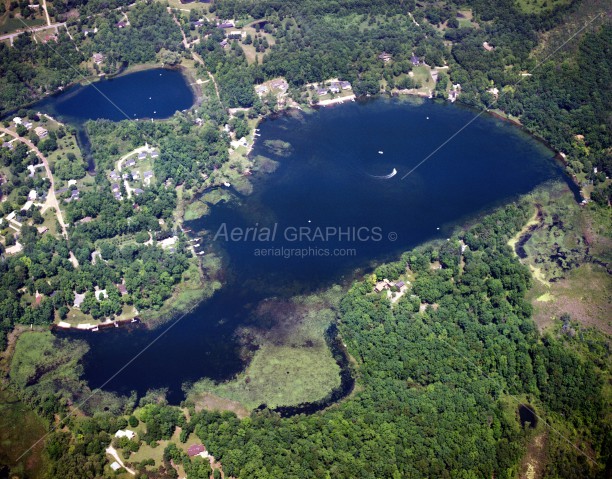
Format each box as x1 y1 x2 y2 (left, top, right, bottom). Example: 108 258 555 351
370 168 397 179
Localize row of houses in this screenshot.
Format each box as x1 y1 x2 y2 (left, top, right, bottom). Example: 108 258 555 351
316 80 352 96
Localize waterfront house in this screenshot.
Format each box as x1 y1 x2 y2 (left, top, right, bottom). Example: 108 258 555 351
340 81 352 90
34 126 48 138
93 53 104 64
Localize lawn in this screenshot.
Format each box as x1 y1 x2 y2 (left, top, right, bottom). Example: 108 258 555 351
0 15 45 35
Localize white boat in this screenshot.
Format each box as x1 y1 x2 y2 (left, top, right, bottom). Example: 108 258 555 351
378 151 384 154
92 327 99 332
371 168 397 179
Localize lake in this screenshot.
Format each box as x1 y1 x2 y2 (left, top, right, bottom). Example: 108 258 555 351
36 68 194 123
58 96 571 405
35 68 194 170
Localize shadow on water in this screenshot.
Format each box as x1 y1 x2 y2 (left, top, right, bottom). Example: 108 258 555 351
52 97 569 414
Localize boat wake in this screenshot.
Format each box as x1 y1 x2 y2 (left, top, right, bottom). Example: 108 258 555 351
370 168 397 179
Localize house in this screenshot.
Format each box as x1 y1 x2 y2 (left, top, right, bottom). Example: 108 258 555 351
329 82 341 93
115 430 136 440
79 216 93 224
340 81 352 90
188 444 206 457
217 22 234 29
116 21 127 28
34 126 48 138
270 79 288 91
2 142 14 150
117 283 128 296
13 117 22 125
92 53 104 64
137 151 147 160
37 226 48 235
411 54 421 66
122 173 129 180
69 189 80 201
143 170 154 179
109 170 120 181
110 462 121 472
219 39 228 48
150 150 159 158
131 170 140 180
133 188 144 196
228 30 243 39
374 278 392 293
125 158 136 168
256 85 268 95
28 189 37 201
22 200 34 211
192 20 206 27
73 292 86 308
317 88 328 96
111 183 120 192
113 192 122 200
482 41 494 52
23 121 33 130
378 52 393 62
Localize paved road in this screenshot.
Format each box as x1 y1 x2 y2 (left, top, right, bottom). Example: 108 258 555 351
1 127 68 239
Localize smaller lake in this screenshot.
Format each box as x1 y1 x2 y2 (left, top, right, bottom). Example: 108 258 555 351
519 404 538 428
35 68 194 124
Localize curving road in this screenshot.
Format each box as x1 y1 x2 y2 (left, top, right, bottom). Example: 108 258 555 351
1 127 68 239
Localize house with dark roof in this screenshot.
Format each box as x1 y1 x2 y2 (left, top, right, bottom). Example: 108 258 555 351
150 150 159 158
133 188 144 196
188 444 206 456
378 52 393 62
143 171 154 179
411 55 421 66
125 158 136 168
137 152 147 160
111 183 120 192
217 22 234 29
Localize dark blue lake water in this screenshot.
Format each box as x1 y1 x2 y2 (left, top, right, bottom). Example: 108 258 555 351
36 68 194 122
57 95 570 404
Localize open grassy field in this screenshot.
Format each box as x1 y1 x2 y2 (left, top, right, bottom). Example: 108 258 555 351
515 0 572 14
0 15 45 35
0 389 48 479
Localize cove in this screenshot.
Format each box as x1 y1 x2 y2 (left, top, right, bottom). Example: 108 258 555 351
60 98 569 406
34 68 194 169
